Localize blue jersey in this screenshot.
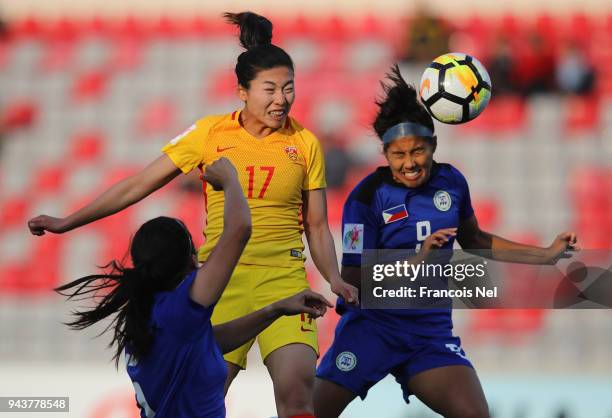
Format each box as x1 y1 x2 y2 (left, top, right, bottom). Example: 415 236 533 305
339 162 474 336
126 271 227 418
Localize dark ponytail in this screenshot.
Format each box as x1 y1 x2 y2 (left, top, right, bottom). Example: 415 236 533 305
373 65 436 151
55 217 195 367
224 11 294 88
223 12 272 50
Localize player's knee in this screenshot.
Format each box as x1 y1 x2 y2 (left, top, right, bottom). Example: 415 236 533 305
275 377 314 415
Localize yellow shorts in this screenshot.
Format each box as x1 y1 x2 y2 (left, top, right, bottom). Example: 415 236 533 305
210 264 319 369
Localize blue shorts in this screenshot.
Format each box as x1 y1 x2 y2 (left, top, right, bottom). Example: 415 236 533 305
316 311 473 403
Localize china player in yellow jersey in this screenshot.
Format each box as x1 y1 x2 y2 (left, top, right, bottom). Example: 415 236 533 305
28 11 358 418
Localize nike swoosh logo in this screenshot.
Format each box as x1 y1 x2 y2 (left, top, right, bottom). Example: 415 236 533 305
216 146 237 152
300 326 314 333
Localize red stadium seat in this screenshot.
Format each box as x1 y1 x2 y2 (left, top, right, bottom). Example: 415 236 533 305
534 14 560 45
108 38 143 71
137 99 177 136
71 69 109 102
0 263 30 292
472 198 500 231
27 235 63 291
33 165 66 194
570 167 612 248
501 14 521 35
71 131 104 162
563 95 600 135
170 192 205 248
467 309 546 342
0 236 64 293
1 100 37 130
49 17 82 42
83 15 112 37
0 197 29 229
39 40 75 72
115 15 152 40
11 16 46 39
0 41 10 70
207 70 237 99
325 189 344 226
568 13 593 44
153 15 182 39
459 96 526 134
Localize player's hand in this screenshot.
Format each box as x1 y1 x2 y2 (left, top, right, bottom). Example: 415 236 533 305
545 232 579 264
419 228 457 255
27 215 69 236
273 289 333 318
331 277 360 305
201 158 238 191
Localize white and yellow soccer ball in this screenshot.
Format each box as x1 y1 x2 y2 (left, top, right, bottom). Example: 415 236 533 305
419 52 492 124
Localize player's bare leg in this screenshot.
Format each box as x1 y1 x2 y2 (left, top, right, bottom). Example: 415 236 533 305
406 365 489 418
313 378 357 418
223 362 241 395
264 343 317 418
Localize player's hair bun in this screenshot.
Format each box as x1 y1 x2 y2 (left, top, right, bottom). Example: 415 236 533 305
224 12 273 50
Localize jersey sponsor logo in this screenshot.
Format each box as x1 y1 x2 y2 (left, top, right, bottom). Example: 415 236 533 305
290 249 303 258
445 343 468 360
382 204 409 224
434 190 452 211
342 224 364 254
169 124 195 145
216 145 237 152
284 145 298 161
336 351 357 372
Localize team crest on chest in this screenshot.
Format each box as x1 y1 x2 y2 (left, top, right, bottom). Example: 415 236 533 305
284 146 298 161
433 190 452 211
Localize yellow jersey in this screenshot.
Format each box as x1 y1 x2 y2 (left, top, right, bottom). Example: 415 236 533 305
162 111 327 267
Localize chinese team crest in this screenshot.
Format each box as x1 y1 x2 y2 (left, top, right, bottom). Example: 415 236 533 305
284 146 298 161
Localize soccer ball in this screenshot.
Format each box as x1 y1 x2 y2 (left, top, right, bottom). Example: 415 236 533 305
419 52 492 124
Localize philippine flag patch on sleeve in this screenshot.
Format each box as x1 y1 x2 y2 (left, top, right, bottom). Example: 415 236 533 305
342 224 364 254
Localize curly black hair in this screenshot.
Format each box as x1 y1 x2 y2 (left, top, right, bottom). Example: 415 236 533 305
373 65 436 151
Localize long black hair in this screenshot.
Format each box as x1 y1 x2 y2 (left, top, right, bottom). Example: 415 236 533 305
55 216 195 367
373 64 436 151
224 11 294 88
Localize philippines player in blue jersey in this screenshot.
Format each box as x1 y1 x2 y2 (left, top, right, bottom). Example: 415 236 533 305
53 158 332 418
314 66 578 418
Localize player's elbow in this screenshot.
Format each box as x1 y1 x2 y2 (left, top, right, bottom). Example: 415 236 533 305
227 219 252 246
238 222 252 244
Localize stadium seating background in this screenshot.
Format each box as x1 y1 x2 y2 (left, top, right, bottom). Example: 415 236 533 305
0 10 611 418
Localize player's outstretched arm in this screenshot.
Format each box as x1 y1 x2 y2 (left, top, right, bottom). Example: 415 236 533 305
457 215 579 264
303 188 360 304
189 158 252 308
28 154 182 235
213 289 332 354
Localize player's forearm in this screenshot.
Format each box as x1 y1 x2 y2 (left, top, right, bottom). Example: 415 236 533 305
476 230 550 264
213 304 281 354
221 179 252 242
305 225 342 283
61 177 151 231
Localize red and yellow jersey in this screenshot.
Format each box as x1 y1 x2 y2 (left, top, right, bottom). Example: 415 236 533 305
162 111 326 267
